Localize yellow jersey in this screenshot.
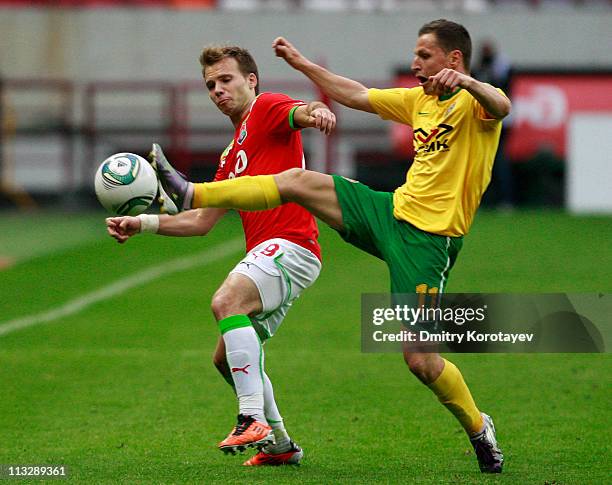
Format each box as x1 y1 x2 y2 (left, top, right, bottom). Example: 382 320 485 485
368 86 504 236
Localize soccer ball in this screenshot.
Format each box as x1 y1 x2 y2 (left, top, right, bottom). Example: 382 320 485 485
94 152 158 216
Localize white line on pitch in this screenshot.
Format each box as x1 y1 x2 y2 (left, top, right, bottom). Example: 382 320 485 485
0 238 243 337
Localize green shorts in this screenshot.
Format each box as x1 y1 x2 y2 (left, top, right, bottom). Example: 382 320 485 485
332 175 463 294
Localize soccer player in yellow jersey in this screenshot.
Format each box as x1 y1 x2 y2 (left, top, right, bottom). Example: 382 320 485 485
154 19 510 473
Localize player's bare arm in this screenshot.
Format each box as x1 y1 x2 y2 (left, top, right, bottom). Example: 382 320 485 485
292 101 336 135
464 76 511 119
106 208 227 243
272 36 375 113
428 69 511 119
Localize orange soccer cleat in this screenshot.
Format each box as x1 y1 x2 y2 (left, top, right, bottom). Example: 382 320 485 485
218 414 274 454
243 441 304 466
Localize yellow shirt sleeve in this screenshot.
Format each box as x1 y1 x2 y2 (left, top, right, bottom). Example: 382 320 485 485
368 88 416 126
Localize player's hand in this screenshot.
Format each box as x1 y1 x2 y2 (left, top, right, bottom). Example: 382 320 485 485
308 107 336 135
272 37 309 70
105 216 140 244
427 69 472 96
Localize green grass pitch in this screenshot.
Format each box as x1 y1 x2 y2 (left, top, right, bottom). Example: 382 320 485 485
0 210 610 484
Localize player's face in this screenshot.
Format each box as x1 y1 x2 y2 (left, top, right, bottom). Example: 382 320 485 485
411 33 454 95
204 57 257 122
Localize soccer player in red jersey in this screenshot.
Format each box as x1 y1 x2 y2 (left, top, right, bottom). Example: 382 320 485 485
106 45 335 466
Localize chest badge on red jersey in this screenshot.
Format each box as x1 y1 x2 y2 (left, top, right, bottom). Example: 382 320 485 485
237 121 248 145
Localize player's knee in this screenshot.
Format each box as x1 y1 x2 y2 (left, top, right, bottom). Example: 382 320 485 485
404 353 430 381
212 288 256 321
211 290 236 321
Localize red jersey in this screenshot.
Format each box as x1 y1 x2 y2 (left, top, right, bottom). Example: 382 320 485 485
213 92 321 261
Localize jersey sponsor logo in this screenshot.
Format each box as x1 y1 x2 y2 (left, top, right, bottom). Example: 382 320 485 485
417 111 430 116
231 364 251 374
414 123 454 153
229 149 248 179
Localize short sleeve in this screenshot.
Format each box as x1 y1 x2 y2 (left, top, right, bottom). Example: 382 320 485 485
256 92 306 135
368 88 416 126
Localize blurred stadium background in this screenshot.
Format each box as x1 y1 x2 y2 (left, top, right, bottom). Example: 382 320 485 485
0 1 611 484
1 0 612 211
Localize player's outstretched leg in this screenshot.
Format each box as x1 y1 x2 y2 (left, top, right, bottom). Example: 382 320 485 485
148 143 194 213
469 413 504 473
153 161 343 233
150 142 281 213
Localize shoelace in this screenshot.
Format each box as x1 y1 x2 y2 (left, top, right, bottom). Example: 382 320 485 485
232 415 255 436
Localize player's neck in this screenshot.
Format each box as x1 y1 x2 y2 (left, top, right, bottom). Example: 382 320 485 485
231 96 257 128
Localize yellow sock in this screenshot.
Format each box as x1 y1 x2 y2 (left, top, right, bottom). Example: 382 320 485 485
428 358 484 435
192 175 281 210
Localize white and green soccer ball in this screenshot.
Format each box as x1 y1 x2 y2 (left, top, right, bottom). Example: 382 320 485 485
94 152 158 216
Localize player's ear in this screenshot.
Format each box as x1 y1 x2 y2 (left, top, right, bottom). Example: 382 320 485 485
248 73 258 91
448 49 463 70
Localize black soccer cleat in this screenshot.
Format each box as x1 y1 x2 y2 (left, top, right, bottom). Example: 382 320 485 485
470 413 504 473
148 143 194 214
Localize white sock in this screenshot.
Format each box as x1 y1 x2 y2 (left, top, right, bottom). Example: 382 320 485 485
263 372 291 452
222 325 266 424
